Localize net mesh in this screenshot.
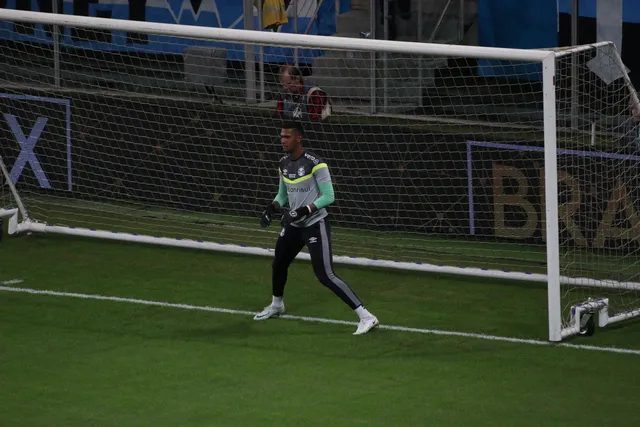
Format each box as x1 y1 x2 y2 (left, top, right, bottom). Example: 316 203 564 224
555 45 640 328
0 16 639 333
0 18 546 269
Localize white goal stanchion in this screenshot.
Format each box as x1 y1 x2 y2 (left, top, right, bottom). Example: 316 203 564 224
1 9 639 341
552 43 640 338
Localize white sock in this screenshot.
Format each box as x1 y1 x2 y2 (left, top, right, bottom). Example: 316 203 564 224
272 296 284 306
355 305 372 320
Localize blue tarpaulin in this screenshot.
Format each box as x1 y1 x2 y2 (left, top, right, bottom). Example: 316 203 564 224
478 0 558 50
0 0 334 64
339 0 352 14
318 0 337 35
477 0 558 79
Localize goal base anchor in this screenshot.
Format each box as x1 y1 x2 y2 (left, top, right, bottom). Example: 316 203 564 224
566 298 609 338
0 208 19 240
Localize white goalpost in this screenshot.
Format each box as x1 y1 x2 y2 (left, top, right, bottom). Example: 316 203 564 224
1 9 639 341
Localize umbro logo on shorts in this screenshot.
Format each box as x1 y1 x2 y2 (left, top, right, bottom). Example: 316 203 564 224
308 237 318 244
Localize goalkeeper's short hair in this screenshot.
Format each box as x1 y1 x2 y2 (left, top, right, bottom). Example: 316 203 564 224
281 120 304 136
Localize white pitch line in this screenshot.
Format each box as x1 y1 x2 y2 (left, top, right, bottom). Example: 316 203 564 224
1 285 639 357
1 279 24 285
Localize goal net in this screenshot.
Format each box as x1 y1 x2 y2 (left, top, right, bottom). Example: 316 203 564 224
1 9 638 340
553 44 640 337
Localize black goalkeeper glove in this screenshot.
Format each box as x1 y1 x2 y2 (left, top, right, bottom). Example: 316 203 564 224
260 202 278 228
281 205 312 226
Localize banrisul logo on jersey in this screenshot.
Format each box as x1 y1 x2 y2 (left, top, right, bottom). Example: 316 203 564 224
0 94 72 191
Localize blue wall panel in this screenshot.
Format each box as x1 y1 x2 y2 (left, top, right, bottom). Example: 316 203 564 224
558 0 640 23
0 0 330 64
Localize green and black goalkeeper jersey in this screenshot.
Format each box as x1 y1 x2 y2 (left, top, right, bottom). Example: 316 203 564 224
273 151 335 228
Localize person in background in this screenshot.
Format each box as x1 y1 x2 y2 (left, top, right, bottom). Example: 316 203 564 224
276 65 331 122
260 0 288 31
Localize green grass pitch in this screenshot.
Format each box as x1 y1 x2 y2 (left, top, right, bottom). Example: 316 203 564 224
1 233 639 426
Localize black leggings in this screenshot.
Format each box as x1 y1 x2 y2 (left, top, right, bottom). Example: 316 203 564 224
272 219 363 309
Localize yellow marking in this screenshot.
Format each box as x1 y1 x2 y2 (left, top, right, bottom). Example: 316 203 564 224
311 163 328 173
282 163 328 184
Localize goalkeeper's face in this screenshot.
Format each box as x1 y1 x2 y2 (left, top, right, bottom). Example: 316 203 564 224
280 128 302 154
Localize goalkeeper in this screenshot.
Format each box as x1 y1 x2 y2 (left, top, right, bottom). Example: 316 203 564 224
255 121 379 335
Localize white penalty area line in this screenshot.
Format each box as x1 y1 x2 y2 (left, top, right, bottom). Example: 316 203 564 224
1 284 639 357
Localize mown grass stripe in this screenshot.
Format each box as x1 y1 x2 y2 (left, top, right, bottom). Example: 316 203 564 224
1 284 639 356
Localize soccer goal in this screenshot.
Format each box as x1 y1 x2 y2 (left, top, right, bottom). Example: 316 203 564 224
1 9 639 341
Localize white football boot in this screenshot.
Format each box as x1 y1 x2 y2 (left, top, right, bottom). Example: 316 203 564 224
253 303 285 321
353 315 379 335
